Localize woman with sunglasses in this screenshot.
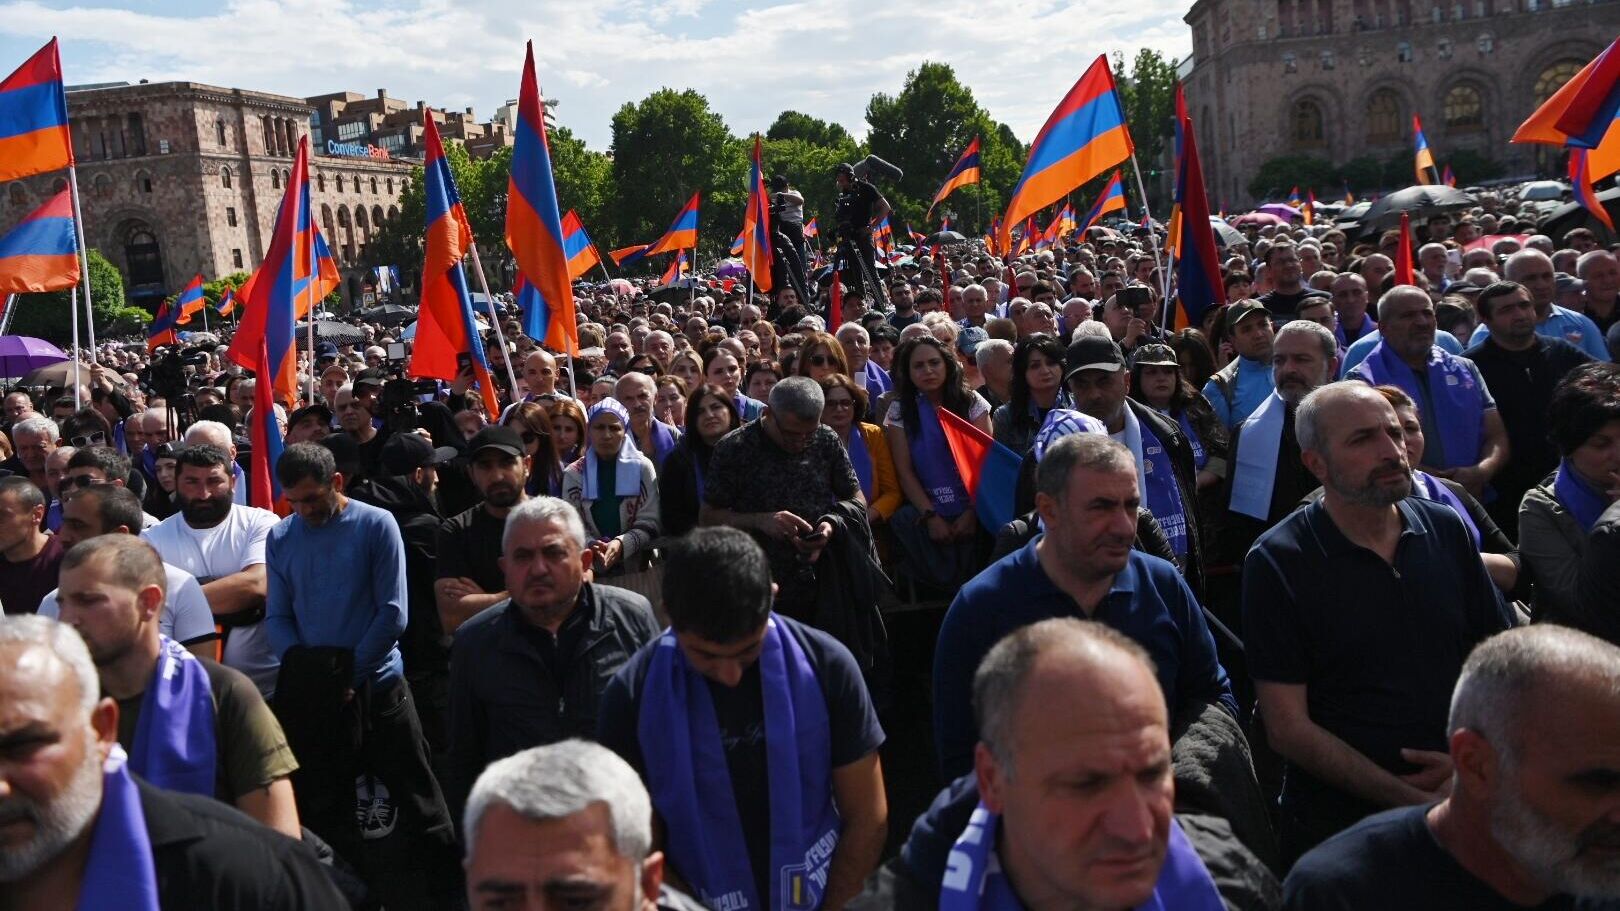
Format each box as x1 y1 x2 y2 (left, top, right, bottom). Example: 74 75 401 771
792 332 849 382
817 373 900 525
545 398 587 465
503 402 564 497
992 335 1072 456
884 336 993 592
624 353 663 377
701 347 765 421
658 384 740 537
561 399 661 578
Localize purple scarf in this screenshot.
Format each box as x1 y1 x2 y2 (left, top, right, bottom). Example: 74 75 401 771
939 803 1224 911
78 747 160 911
1173 410 1206 471
847 426 875 501
1335 311 1375 348
1413 471 1482 550
647 419 681 468
912 396 970 519
638 617 840 911
1353 342 1483 469
1555 459 1610 532
130 635 216 796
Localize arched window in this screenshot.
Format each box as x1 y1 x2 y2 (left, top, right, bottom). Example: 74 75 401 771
221 166 232 189
386 177 394 194
271 169 281 190
335 174 345 193
1293 99 1326 147
370 176 378 194
317 173 326 192
124 227 164 291
262 116 274 154
1444 84 1484 131
1367 89 1402 142
1536 60 1583 105
134 171 152 194
216 119 227 147
372 205 385 228
8 183 28 207
93 173 112 199
387 205 399 221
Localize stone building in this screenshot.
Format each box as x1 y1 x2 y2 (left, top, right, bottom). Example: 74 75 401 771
0 80 419 311
308 88 515 162
1182 0 1620 206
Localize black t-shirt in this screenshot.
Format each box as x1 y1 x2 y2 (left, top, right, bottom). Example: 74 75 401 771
1284 804 1619 910
835 180 880 233
1258 288 1329 320
0 534 63 615
596 615 885 906
435 505 506 594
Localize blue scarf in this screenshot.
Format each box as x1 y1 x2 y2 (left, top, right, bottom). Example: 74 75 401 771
1117 407 1188 556
1335 311 1375 348
1031 409 1106 464
1355 342 1483 469
847 426 874 501
583 399 645 501
1555 459 1610 532
1413 471 1482 550
939 803 1225 911
735 393 767 422
647 419 681 468
912 396 970 519
639 617 841 911
1172 409 1206 470
130 635 216 796
862 360 893 406
1229 392 1288 521
79 747 160 911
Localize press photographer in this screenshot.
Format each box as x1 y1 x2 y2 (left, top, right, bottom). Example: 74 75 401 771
832 160 893 302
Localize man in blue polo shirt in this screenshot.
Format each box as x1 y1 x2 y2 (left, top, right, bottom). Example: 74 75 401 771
932 432 1234 780
1202 301 1276 428
1465 249 1609 360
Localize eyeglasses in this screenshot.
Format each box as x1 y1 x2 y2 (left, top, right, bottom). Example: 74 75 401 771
807 355 838 367
71 431 106 448
62 474 109 490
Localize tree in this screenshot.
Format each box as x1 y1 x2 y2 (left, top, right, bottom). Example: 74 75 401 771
1114 49 1180 211
548 126 614 248
766 111 853 148
1248 155 1337 202
608 88 745 263
12 249 148 345
1338 156 1384 197
1444 149 1504 186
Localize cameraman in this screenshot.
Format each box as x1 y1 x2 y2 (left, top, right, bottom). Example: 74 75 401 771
771 175 809 294
833 162 891 301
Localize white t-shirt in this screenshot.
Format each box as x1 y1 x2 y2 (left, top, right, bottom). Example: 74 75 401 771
38 561 216 645
143 505 281 698
883 391 992 428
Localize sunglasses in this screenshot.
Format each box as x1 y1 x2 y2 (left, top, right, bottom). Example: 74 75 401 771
807 355 839 367
62 474 109 490
71 431 106 448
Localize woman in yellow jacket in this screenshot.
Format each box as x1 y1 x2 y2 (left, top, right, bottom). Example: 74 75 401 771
817 373 902 524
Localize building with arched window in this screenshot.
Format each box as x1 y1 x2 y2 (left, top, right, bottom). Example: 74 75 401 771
1183 0 1620 204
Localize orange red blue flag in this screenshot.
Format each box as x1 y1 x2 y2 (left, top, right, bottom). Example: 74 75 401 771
216 287 236 317
740 135 774 293
1571 148 1616 233
175 273 206 324
645 193 700 256
1515 38 1620 176
505 41 578 354
0 39 73 182
927 136 982 220
249 336 287 515
661 249 688 285
147 301 178 352
1079 171 1126 232
1414 115 1436 184
0 187 78 293
1171 100 1226 331
560 210 601 282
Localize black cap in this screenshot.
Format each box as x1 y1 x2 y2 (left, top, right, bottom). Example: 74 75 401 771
833 162 854 177
1064 336 1127 381
1131 343 1179 368
1225 300 1271 332
467 425 525 459
353 368 388 390
315 342 338 359
288 403 332 428
381 433 458 475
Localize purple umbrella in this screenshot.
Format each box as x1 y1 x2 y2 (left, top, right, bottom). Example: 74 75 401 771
0 335 67 378
1257 203 1302 220
714 259 749 278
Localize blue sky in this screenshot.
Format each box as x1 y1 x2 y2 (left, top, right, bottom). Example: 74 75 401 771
0 0 1193 151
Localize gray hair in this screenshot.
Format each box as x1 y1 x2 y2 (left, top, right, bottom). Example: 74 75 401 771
1071 320 1113 343
973 618 1155 772
183 419 233 450
11 415 58 442
1504 248 1553 281
1034 433 1134 501
976 338 1014 365
835 322 869 344
767 376 824 421
463 739 652 863
1375 285 1431 323
502 495 587 552
1450 626 1620 762
1275 319 1337 363
0 615 100 718
1577 249 1618 279
1296 380 1386 453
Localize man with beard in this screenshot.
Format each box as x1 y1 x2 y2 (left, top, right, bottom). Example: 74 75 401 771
1222 321 1339 559
436 426 529 635
1257 243 1330 320
1244 382 1513 865
1285 625 1620 909
142 444 280 699
0 615 346 910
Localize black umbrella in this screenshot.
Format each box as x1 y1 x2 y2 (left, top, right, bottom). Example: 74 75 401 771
1358 185 1476 230
1207 218 1246 248
1540 187 1620 241
295 320 367 347
927 230 966 245
361 303 415 325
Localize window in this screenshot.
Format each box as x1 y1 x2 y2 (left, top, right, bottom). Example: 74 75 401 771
1397 41 1413 62
137 172 153 194
1437 38 1453 60
216 119 227 146
126 114 145 156
1283 52 1298 73
1444 84 1484 131
226 207 237 227
1477 32 1494 54
1293 99 1327 147
93 174 112 199
232 249 243 269
1367 89 1402 142
271 170 280 190
1321 50 1337 69
370 176 378 194
1536 60 1583 105
335 174 345 192
386 177 394 194
317 173 326 192
337 120 367 141
221 166 232 189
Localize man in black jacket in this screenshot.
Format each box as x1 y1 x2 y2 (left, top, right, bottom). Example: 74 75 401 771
446 495 658 817
1064 332 1206 596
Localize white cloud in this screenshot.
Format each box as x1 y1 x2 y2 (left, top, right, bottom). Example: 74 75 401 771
0 0 1192 149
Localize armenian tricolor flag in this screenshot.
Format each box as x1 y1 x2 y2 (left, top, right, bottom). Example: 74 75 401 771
645 193 700 257
927 136 982 220
1302 190 1315 226
1288 186 1301 206
740 135 774 293
1514 37 1620 178
505 41 578 354
610 244 650 268
1079 171 1127 232
216 287 236 317
560 210 601 281
174 274 206 324
1413 115 1436 184
729 227 745 256
803 218 819 239
1442 165 1456 188
0 39 73 182
413 113 500 418
1571 148 1616 233
937 404 1021 532
248 337 287 514
0 188 78 293
1343 182 1356 205
1170 89 1226 332
147 301 178 352
661 249 688 285
1000 55 1133 253
873 216 893 254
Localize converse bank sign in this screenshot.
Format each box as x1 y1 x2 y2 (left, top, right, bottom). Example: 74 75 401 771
325 139 390 161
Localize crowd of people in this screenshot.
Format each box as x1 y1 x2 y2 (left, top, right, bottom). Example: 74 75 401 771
5 176 1620 910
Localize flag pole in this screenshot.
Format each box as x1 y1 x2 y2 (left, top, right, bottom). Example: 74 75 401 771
464 243 523 402
69 286 81 409
66 166 97 366
688 247 697 312
0 294 15 336
306 222 316 405
1127 151 1171 306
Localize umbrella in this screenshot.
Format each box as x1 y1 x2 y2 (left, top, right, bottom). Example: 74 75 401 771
1257 203 1302 220
1208 218 1246 247
607 278 634 295
1519 180 1567 201
1334 201 1373 226
927 230 967 245
1358 185 1476 230
295 320 367 347
178 331 219 346
20 359 131 389
1231 212 1288 227
649 277 705 302
714 259 749 278
361 303 415 325
0 336 67 377
1541 189 1620 240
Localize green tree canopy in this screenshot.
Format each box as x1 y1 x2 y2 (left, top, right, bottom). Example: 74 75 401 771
12 249 147 346
1114 49 1180 210
608 88 746 263
766 111 853 149
1248 155 1338 202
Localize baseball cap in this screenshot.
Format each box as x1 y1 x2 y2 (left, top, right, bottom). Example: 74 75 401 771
315 342 338 359
1064 336 1126 380
467 425 525 459
352 368 388 390
381 432 458 475
287 403 332 428
1225 299 1271 332
1130 343 1179 368
1555 272 1586 294
957 326 990 358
